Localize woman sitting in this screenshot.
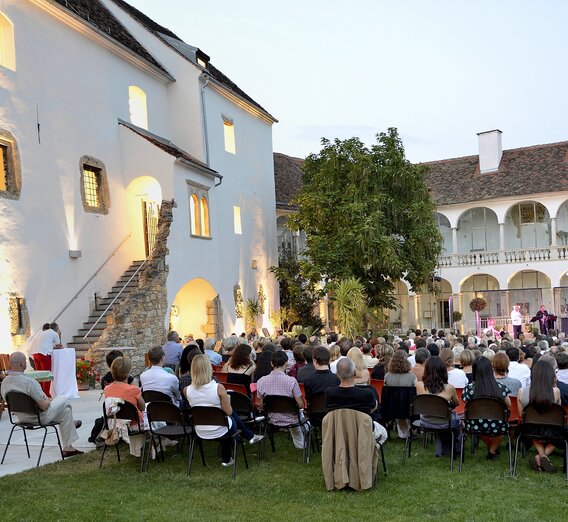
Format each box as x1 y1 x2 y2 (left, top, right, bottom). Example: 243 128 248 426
416 356 461 456
492 352 522 397
103 356 145 424
329 345 340 365
252 349 274 383
222 343 255 376
517 357 561 472
288 344 306 379
384 349 417 438
371 345 394 380
459 349 474 383
347 347 370 385
185 355 263 466
462 357 511 460
440 348 469 389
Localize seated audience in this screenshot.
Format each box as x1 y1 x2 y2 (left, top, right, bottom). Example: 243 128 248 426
459 349 474 383
303 346 340 400
555 352 568 385
104 356 145 423
361 343 379 368
371 344 394 380
384 349 417 439
288 344 307 379
204 337 222 366
252 350 274 383
506 347 531 387
347 347 370 385
162 330 183 371
101 349 134 389
440 348 469 389
330 340 352 374
140 346 182 406
492 352 522 397
222 343 255 376
410 347 430 382
297 346 316 383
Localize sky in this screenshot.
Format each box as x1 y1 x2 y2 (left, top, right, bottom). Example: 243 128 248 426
127 0 568 163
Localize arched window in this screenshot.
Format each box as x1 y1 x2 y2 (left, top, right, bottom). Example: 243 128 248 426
190 193 200 236
505 202 550 249
128 86 148 129
223 116 236 154
0 12 16 71
200 196 210 237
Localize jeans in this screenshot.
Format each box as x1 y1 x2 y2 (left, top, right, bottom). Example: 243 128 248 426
221 412 254 462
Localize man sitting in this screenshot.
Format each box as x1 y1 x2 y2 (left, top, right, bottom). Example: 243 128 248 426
162 331 183 371
100 349 134 389
1 352 83 457
506 347 531 387
303 346 340 401
140 346 182 406
257 350 306 449
296 346 316 383
325 358 387 445
361 343 379 369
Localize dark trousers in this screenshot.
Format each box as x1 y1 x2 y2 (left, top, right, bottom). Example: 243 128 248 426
513 325 522 339
220 412 254 462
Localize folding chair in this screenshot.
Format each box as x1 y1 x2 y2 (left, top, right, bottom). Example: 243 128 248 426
306 392 327 458
146 401 191 470
459 397 512 473
213 371 228 383
142 390 172 403
222 383 249 395
99 401 148 472
1 391 64 467
262 395 312 463
380 386 416 433
188 406 249 480
370 379 385 401
513 403 568 480
404 394 460 470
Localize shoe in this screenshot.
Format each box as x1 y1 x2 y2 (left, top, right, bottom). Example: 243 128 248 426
539 456 556 473
62 449 84 458
486 451 498 461
249 434 264 445
221 459 235 467
528 455 542 472
254 416 265 423
74 420 82 429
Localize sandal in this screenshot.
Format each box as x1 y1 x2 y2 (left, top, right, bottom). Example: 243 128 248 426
528 455 542 472
539 456 556 473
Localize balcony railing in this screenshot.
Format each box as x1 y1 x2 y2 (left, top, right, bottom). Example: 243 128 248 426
439 246 568 268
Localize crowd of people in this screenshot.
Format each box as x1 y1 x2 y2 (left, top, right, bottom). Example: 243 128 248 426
2 324 568 474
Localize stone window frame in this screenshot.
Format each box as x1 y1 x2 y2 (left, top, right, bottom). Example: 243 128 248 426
79 155 110 215
0 129 22 200
9 294 29 337
187 180 211 239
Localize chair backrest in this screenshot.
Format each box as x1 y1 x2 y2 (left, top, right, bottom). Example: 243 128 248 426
115 401 141 423
523 403 567 428
454 387 465 415
508 396 520 422
213 371 228 383
465 397 508 422
223 383 249 395
263 395 300 416
212 364 223 373
380 386 416 423
6 391 40 422
142 390 172 403
308 392 327 416
410 394 451 420
226 390 253 417
298 383 307 405
190 406 229 428
147 401 183 425
227 373 251 386
370 379 384 400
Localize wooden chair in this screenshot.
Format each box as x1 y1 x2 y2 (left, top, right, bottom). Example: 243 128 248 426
1 391 64 467
213 371 228 383
222 382 249 395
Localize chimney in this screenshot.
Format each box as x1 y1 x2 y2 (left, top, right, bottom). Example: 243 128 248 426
477 129 502 174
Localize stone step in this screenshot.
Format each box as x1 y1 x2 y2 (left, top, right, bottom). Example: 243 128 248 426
72 334 101 344
77 326 106 336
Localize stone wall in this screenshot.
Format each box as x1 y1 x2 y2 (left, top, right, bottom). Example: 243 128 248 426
87 200 174 375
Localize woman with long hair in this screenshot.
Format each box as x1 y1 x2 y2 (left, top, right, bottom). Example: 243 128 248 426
371 344 394 380
252 349 274 383
185 355 263 466
517 358 561 472
222 344 255 376
385 349 417 438
347 347 370 385
462 356 511 459
416 356 461 456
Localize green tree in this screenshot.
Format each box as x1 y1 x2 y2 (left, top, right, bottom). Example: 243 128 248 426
288 128 442 308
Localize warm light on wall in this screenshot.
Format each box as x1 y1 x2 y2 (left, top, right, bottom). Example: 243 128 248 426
128 86 148 130
223 117 236 154
65 205 78 250
0 12 16 72
233 206 242 235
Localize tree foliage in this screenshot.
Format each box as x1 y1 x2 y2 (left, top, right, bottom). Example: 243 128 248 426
334 277 367 339
288 128 442 308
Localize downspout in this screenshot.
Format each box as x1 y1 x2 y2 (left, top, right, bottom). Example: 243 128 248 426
200 73 222 187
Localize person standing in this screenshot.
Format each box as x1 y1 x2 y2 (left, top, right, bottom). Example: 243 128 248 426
530 305 549 336
511 305 523 340
29 322 62 397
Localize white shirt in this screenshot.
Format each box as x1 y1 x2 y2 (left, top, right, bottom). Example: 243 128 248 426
511 309 523 326
407 354 416 368
556 368 568 385
330 356 347 374
30 329 61 356
140 366 181 406
508 361 531 387
362 354 379 368
447 368 469 389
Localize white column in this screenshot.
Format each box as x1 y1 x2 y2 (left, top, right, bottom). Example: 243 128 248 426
550 217 557 247
499 223 505 250
452 227 458 254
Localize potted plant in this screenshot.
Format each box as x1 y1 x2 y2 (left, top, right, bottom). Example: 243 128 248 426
76 358 97 390
469 297 487 335
244 298 262 332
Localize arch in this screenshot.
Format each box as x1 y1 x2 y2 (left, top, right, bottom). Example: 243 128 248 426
561 272 568 287
456 207 499 253
460 274 500 292
555 199 568 245
200 196 210 237
508 270 552 318
434 212 452 254
170 278 218 339
126 176 162 259
507 270 551 289
0 12 16 71
504 201 551 249
128 85 148 130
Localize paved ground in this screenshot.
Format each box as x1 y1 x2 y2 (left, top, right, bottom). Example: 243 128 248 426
0 388 102 477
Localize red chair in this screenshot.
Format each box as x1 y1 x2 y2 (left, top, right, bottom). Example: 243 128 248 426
212 364 224 373
213 371 227 383
454 388 465 416
298 383 307 406
222 383 248 395
508 396 520 423
370 379 384 401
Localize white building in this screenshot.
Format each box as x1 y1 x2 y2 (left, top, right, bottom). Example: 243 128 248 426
0 0 279 358
274 131 568 336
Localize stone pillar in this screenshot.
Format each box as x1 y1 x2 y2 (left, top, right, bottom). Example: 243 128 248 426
452 227 458 254
499 223 505 251
550 217 557 247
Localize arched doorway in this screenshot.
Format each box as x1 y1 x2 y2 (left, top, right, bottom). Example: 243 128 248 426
126 176 162 259
170 278 221 340
508 270 552 319
459 274 500 330
416 278 452 331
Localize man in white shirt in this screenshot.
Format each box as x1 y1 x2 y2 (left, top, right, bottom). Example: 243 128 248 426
511 305 523 340
330 341 351 374
29 322 63 397
361 343 378 368
506 347 531 387
140 346 182 406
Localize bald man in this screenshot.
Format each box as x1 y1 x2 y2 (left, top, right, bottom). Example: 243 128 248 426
1 352 83 457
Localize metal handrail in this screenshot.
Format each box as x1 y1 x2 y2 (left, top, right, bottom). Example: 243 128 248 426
52 234 132 323
81 258 147 340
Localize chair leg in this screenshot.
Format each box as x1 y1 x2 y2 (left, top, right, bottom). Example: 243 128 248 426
188 437 196 475
450 430 455 472
240 439 249 469
459 433 466 472
232 438 238 480
198 439 206 466
115 443 121 463
507 434 513 475
99 444 107 468
380 444 388 477
36 427 48 467
53 426 64 460
22 427 30 458
1 425 17 464
513 435 521 476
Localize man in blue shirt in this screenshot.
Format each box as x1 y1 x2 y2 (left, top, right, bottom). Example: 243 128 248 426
162 331 183 370
204 337 222 365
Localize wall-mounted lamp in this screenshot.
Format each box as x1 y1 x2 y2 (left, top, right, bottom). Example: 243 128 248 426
251 259 258 270
69 250 82 259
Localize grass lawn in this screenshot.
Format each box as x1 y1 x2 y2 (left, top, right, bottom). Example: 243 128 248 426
0 432 566 522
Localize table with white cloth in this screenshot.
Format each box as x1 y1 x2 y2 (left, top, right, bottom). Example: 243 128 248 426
50 348 79 399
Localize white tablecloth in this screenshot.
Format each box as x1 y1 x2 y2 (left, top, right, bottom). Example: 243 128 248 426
51 348 79 399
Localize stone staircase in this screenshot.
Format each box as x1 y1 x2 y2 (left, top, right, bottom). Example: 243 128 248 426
68 260 145 359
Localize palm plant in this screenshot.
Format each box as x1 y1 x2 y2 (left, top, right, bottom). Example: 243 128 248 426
334 277 367 339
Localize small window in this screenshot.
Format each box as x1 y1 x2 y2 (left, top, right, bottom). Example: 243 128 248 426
233 206 242 235
223 116 236 154
128 86 148 130
9 295 28 337
0 12 16 71
80 156 110 214
188 183 211 238
0 129 21 200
